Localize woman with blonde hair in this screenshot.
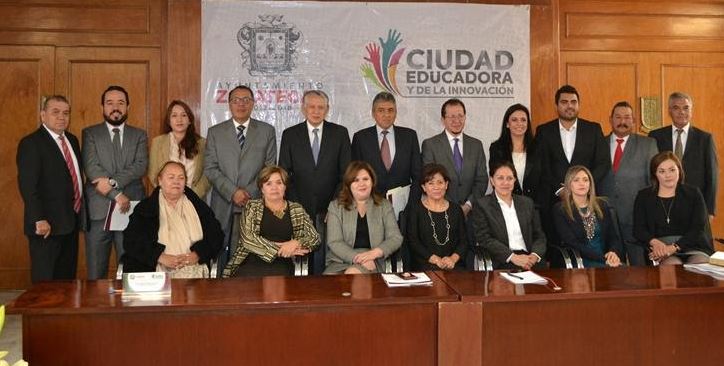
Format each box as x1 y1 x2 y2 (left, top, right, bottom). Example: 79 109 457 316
553 165 623 267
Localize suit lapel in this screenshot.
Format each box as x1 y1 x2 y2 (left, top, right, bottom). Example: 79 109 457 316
485 197 508 242
39 127 68 167
367 127 387 172
571 121 586 163
513 196 531 250
548 122 568 163
437 133 458 178
618 134 637 170
683 127 697 160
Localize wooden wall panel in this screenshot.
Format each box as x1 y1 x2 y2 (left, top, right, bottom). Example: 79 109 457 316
55 47 162 138
0 0 163 47
560 53 639 133
560 0 724 52
0 46 55 289
166 0 201 120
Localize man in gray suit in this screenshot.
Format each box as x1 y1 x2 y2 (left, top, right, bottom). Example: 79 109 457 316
82 85 148 279
204 85 276 274
421 98 488 216
599 101 658 265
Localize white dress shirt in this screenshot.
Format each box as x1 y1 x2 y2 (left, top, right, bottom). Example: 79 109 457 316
559 119 578 163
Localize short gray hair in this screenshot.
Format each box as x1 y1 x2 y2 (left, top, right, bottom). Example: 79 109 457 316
302 90 329 107
668 92 692 108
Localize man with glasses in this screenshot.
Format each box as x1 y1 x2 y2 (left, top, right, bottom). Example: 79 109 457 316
422 98 487 217
204 85 276 275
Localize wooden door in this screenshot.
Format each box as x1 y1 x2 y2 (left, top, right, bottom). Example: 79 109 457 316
0 46 55 289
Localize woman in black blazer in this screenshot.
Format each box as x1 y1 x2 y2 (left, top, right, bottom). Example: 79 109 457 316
553 166 623 268
633 151 712 265
488 104 541 202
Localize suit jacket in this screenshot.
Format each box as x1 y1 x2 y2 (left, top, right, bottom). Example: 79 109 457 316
278 121 351 218
633 183 712 255
471 194 546 267
553 200 624 262
351 125 422 203
487 139 541 201
599 134 658 242
203 118 276 231
122 187 224 272
535 118 610 207
325 198 403 267
148 133 211 198
82 122 148 221
421 131 488 206
17 126 84 235
649 125 718 214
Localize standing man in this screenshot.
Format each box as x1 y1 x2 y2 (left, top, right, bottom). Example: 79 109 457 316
204 85 276 274
422 98 488 217
278 90 351 274
599 101 658 265
83 85 148 280
535 85 610 244
17 95 83 283
351 91 422 205
649 92 718 219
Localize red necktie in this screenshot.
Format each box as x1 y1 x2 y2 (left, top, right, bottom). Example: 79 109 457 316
612 138 624 173
59 135 81 213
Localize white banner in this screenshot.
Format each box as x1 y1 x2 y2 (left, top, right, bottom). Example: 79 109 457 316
202 0 530 151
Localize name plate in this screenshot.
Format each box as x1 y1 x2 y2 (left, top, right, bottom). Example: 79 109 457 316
122 272 171 300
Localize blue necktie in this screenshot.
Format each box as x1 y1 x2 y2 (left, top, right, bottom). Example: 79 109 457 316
453 137 463 174
237 125 246 149
311 128 320 164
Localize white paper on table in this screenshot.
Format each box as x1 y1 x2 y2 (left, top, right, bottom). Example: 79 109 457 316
385 185 410 221
500 271 548 285
104 200 140 231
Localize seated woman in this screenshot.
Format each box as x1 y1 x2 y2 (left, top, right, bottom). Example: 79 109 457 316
148 100 210 198
325 161 403 274
633 151 712 264
123 161 223 278
472 161 546 270
553 166 623 268
407 163 467 271
224 165 319 277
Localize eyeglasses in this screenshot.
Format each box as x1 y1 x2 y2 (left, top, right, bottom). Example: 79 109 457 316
229 97 254 105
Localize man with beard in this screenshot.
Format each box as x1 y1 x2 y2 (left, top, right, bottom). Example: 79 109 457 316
82 85 148 279
534 85 610 249
598 101 658 265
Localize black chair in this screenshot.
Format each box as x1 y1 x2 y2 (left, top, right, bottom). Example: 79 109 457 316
383 209 407 273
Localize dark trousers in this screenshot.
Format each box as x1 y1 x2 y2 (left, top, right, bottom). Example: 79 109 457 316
28 230 78 283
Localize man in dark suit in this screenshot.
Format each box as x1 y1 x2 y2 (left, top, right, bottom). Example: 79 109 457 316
204 85 276 275
278 90 351 274
351 92 422 205
649 92 718 219
17 95 83 283
83 85 148 279
535 85 610 243
421 98 487 217
599 101 658 265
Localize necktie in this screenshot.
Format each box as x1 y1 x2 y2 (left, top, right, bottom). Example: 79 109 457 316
674 128 683 160
237 125 246 149
453 137 463 175
380 130 392 171
112 128 121 170
612 138 624 173
59 135 81 213
311 128 320 165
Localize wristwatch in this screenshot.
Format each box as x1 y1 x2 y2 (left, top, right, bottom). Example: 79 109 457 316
109 178 119 189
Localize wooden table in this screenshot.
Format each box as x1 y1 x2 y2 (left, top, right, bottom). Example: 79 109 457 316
9 273 457 366
434 266 724 366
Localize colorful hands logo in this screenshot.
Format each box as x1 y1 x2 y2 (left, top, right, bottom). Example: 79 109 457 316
361 29 406 95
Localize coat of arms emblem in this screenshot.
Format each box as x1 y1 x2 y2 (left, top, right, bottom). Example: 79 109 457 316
237 15 302 76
